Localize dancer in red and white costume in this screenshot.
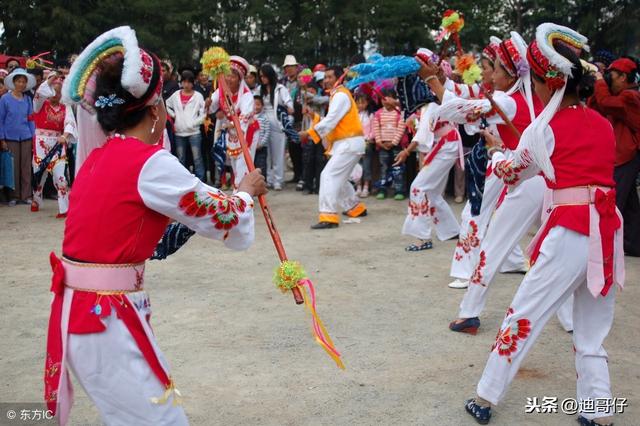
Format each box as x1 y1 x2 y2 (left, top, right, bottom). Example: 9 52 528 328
47 27 266 426
436 33 550 333
445 33 574 333
444 39 529 288
418 39 531 290
464 24 623 426
31 73 77 217
396 49 461 251
209 55 259 187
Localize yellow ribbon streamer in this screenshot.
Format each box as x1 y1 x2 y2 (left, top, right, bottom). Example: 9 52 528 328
299 284 345 370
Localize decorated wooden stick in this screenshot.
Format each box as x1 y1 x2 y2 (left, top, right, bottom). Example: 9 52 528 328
435 10 465 63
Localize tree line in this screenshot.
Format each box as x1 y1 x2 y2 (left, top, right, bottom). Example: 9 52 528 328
1 0 638 68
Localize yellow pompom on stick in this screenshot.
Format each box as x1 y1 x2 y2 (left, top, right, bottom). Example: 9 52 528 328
200 47 231 82
273 260 307 293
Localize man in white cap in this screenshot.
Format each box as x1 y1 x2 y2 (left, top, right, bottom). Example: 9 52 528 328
282 54 299 94
282 54 304 187
245 64 259 95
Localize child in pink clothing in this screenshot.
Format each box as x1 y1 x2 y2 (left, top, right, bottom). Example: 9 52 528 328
355 92 375 197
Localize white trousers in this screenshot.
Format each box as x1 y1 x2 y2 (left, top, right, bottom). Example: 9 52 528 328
402 143 459 241
450 173 525 280
318 149 361 215
267 130 286 187
459 176 546 318
477 227 616 422
32 160 69 214
67 292 188 426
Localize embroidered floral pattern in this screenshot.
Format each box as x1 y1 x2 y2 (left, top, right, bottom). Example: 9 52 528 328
429 205 438 224
408 192 430 217
139 51 153 84
44 352 60 404
456 220 480 254
491 308 531 363
470 250 487 286
54 176 68 196
493 149 532 185
179 190 247 230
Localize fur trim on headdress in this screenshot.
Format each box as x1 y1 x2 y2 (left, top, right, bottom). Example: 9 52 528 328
62 26 161 112
534 23 589 77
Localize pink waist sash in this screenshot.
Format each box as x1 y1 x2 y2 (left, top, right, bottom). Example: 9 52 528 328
61 257 145 292
46 254 170 426
552 185 602 205
527 185 624 298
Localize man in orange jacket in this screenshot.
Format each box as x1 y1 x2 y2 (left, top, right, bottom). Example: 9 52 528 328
300 66 368 229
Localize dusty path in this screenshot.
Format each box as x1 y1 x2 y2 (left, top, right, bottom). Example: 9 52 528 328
1 188 638 426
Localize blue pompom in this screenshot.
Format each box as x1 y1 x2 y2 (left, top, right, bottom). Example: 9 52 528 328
347 55 420 89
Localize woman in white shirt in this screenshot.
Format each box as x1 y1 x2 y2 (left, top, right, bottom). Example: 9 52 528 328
259 64 293 190
166 70 206 181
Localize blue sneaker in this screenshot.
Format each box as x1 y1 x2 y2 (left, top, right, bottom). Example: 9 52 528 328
465 398 492 424
577 416 614 426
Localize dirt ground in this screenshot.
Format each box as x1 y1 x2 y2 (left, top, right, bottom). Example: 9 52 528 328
1 187 638 426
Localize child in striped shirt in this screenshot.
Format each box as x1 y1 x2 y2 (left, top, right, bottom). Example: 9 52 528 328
374 89 406 200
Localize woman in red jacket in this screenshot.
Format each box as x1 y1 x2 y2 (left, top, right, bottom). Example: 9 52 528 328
588 57 640 257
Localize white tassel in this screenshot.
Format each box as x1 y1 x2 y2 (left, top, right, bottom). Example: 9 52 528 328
522 77 568 182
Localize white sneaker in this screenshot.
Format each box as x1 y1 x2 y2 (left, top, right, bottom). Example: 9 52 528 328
448 279 469 289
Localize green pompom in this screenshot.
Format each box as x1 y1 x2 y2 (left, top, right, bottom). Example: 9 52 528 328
273 260 308 291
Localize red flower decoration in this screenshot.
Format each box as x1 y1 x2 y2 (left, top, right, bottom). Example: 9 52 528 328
139 51 153 84
429 205 438 224
470 250 487 286
140 67 152 84
491 310 532 362
456 220 479 253
141 51 152 66
179 191 248 230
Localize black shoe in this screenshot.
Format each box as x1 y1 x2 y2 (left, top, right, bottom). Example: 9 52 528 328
405 240 433 251
342 209 368 217
302 189 313 195
577 415 614 426
296 181 304 191
311 222 339 230
465 398 492 425
449 317 480 335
